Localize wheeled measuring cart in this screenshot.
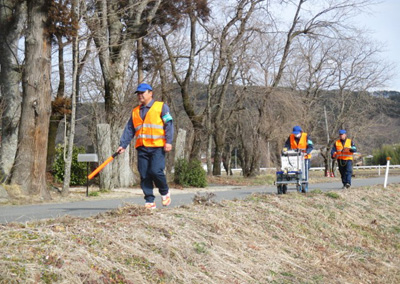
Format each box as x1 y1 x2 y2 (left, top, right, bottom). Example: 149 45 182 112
275 149 309 194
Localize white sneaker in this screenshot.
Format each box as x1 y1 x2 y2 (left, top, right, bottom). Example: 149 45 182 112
145 202 156 209
161 192 171 206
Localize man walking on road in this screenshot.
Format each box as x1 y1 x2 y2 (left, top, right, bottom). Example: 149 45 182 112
117 83 174 209
331 129 357 189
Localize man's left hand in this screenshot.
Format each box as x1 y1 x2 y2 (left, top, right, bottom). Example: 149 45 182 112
164 143 172 152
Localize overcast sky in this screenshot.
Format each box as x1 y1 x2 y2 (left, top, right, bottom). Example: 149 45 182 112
356 0 400 91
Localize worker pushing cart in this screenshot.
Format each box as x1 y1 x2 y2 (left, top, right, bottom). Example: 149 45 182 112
276 149 308 194
276 126 313 194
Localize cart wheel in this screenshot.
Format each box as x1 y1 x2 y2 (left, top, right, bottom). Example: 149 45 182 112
277 185 283 194
282 184 288 194
301 184 307 193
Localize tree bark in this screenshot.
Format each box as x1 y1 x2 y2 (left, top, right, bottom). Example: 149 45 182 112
47 34 67 172
11 0 52 199
0 0 26 177
62 0 79 196
174 128 187 162
113 129 134 188
97 124 113 190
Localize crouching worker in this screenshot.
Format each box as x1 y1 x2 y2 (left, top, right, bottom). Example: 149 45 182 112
331 129 357 189
117 83 174 209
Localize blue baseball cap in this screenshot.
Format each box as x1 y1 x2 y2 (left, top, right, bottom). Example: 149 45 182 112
339 129 347 135
292 125 302 135
135 83 153 93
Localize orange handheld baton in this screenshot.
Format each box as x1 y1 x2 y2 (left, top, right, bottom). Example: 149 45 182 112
88 152 120 180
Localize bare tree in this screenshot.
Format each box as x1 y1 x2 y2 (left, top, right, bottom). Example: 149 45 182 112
318 37 391 168
240 0 374 176
157 1 211 160
62 0 80 196
47 0 74 172
0 0 26 177
285 30 391 170
10 0 52 199
201 0 262 175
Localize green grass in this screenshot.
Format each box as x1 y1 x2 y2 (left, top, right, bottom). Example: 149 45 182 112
325 192 340 199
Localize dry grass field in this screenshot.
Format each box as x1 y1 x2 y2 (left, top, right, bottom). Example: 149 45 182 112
1 181 399 283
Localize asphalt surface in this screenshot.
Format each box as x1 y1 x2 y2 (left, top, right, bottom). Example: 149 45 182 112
1 175 399 224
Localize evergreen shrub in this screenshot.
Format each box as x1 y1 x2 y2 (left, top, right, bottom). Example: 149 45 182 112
53 145 87 185
174 158 207 188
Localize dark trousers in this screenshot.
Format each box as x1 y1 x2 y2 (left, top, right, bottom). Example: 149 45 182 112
338 160 353 186
137 147 169 203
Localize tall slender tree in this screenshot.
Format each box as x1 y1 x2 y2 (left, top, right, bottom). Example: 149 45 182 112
11 0 52 199
62 0 80 196
157 0 210 160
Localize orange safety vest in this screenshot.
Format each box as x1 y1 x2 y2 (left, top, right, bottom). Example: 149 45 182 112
334 139 353 160
290 132 311 159
132 101 166 148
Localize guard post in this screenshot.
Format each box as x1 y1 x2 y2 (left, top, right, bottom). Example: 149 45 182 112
384 156 391 189
77 153 99 196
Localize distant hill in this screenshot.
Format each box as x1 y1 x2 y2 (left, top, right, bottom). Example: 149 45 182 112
372 90 400 98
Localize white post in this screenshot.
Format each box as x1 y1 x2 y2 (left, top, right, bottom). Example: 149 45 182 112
378 165 381 176
384 157 391 188
174 128 187 162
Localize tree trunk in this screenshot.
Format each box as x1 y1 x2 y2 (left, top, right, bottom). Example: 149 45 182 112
47 34 66 172
137 38 144 83
206 133 213 175
112 129 134 188
97 124 113 190
47 115 62 171
189 120 204 160
0 0 26 177
11 0 52 199
222 143 233 175
109 112 132 188
62 0 79 196
174 128 187 162
212 127 225 176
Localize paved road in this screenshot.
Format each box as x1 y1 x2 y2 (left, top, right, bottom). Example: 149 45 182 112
1 175 399 224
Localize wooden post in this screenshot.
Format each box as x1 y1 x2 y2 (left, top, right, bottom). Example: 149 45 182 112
175 128 187 161
97 124 113 190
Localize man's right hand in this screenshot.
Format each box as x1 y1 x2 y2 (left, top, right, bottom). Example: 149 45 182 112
117 146 125 154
